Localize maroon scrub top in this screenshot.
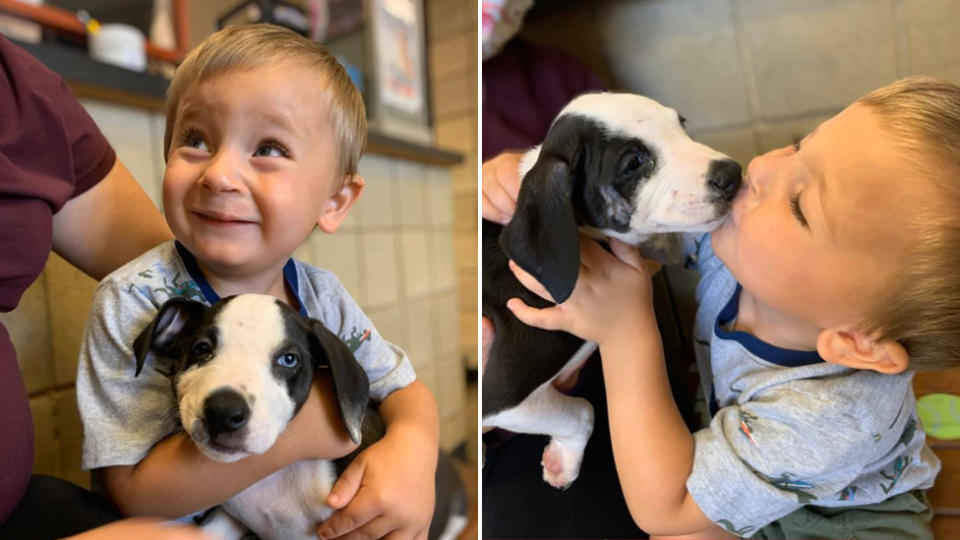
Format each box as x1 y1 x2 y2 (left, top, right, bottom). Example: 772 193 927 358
0 35 115 524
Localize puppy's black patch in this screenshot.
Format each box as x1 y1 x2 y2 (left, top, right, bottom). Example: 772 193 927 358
502 114 659 303
275 299 316 418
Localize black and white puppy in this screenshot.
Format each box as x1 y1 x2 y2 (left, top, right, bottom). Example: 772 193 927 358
134 294 466 540
482 92 741 489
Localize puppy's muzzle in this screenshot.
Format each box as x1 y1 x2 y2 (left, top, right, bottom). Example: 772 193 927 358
707 159 742 202
203 388 250 443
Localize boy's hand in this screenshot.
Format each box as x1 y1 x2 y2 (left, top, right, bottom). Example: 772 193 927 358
318 429 435 540
66 518 213 540
482 151 524 223
507 236 657 345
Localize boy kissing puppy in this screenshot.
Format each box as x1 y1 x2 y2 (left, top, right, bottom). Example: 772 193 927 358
486 76 958 539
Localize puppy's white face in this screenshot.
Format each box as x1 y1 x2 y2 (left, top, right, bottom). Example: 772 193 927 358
175 295 306 462
520 93 739 243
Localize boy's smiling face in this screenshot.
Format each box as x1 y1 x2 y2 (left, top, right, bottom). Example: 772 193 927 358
163 63 353 276
712 103 931 335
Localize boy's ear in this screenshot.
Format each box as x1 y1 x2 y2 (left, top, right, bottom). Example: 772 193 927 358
317 175 365 233
816 326 909 374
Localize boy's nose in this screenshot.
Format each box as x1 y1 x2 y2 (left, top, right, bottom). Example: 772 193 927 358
200 152 244 192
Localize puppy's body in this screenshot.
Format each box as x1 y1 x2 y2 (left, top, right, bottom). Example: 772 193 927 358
482 92 740 488
135 294 466 540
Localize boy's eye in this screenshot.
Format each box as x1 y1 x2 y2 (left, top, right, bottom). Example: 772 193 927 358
253 140 290 158
180 129 209 152
790 192 809 228
791 138 801 152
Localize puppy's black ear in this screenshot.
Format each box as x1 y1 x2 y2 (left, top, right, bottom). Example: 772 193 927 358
133 298 206 377
500 155 580 303
308 320 370 444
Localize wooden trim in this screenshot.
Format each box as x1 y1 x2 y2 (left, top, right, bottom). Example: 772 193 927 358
366 131 464 166
0 0 188 63
67 80 166 111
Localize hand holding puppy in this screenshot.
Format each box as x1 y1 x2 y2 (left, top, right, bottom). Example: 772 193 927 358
507 235 659 347
481 151 524 223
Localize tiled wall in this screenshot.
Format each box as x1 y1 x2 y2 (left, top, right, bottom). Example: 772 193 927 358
1 95 469 487
521 0 960 166
427 0 479 462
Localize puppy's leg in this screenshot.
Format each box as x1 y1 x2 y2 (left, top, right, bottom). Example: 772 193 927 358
200 507 249 540
484 382 594 489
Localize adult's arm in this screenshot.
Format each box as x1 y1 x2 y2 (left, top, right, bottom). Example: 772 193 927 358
52 159 173 281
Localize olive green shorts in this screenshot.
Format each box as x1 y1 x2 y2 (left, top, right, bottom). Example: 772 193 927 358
751 490 933 540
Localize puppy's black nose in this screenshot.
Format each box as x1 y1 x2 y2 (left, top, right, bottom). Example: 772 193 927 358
204 389 250 438
707 159 742 201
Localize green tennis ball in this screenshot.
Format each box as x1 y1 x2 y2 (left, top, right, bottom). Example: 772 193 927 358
916 393 960 440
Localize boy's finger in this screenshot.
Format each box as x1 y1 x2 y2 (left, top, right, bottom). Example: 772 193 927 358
317 493 379 540
332 516 394 540
507 260 555 302
506 298 564 331
481 317 495 372
608 238 645 271
482 173 517 221
325 460 365 509
481 192 509 224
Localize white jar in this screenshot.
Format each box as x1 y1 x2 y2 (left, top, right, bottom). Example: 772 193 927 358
89 23 146 72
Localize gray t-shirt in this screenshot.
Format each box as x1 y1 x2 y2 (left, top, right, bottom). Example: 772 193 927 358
77 240 416 471
681 233 940 536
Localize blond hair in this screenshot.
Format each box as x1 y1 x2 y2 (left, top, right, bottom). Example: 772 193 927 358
857 76 960 369
163 23 366 177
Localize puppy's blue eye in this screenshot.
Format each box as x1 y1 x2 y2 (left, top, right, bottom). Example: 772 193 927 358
191 341 212 357
276 353 300 368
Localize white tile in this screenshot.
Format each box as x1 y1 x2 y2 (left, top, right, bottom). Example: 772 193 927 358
356 154 396 228
438 357 466 420
689 126 759 169
736 0 898 119
395 161 428 226
149 112 168 210
400 231 432 298
429 231 456 292
434 293 460 356
80 99 161 208
0 277 53 394
417 363 440 413
440 414 466 453
903 0 960 83
366 306 405 353
404 298 435 369
755 114 836 154
424 167 453 226
597 0 750 131
30 395 59 477
361 232 400 308
306 231 364 305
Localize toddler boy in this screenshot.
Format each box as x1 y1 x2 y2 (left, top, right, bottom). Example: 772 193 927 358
76 24 438 540
496 76 959 538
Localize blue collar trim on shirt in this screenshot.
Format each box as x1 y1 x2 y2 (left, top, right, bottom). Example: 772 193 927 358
173 241 307 317
714 284 824 367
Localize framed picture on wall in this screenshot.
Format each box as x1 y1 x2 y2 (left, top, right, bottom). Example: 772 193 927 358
366 0 431 144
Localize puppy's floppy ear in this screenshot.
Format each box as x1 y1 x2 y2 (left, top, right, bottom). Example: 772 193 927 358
308 320 370 444
501 154 580 303
133 298 207 377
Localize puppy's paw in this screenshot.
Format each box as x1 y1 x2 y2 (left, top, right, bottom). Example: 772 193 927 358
541 438 585 489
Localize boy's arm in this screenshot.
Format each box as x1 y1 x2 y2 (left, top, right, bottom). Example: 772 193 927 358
599 327 717 536
318 380 439 540
101 374 358 518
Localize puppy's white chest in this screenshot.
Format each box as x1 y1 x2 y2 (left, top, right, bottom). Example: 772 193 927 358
222 459 338 540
